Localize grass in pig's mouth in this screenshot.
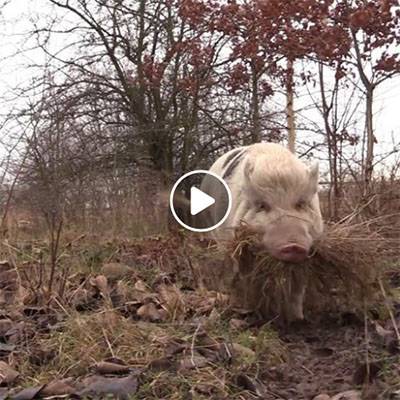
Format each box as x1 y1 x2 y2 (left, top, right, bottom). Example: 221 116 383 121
228 219 398 321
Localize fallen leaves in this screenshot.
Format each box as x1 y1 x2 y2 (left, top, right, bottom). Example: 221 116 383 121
0 234 397 399
9 379 75 400
8 374 139 400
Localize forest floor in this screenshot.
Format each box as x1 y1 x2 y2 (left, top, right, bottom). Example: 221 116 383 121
0 232 398 400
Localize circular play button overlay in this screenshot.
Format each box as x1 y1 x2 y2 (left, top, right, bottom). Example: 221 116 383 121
169 170 232 232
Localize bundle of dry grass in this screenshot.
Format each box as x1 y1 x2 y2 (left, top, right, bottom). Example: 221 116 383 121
228 218 398 321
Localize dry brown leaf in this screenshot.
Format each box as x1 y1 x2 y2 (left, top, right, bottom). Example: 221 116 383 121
157 283 185 321
178 354 208 371
28 347 56 366
5 321 28 345
97 310 121 328
70 288 92 310
91 275 109 296
331 390 362 400
40 379 76 396
78 374 139 399
147 357 177 372
136 303 166 322
193 330 231 362
373 321 393 338
0 388 8 400
92 361 131 375
111 281 131 307
0 290 6 306
0 270 18 290
314 347 334 357
0 261 12 273
0 343 15 354
195 331 220 352
231 343 255 359
103 357 127 365
186 293 217 314
101 263 133 282
234 373 268 396
163 338 187 356
229 318 249 330
0 319 14 337
134 280 148 292
10 386 44 400
0 361 19 384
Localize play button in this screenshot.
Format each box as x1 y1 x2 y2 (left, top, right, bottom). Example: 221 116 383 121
170 170 232 232
190 187 215 216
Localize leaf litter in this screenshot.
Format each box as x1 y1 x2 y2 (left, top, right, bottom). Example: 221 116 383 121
0 227 397 399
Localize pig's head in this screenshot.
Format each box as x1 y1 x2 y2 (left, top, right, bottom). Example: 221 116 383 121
242 147 323 263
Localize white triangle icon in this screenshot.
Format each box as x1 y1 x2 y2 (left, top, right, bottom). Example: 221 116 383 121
190 186 215 216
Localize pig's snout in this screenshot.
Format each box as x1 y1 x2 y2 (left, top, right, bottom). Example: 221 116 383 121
275 244 309 263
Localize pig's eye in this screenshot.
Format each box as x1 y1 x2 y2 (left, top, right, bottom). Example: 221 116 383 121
258 202 271 213
295 200 308 210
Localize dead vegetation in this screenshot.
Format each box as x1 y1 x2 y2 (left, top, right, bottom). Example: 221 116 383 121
228 218 399 321
0 221 397 399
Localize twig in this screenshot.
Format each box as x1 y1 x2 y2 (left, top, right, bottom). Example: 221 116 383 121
301 365 314 375
102 328 115 358
52 295 71 317
190 323 202 367
1 241 40 262
364 300 370 383
379 279 400 341
56 233 86 263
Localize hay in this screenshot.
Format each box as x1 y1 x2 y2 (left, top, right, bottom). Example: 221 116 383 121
228 219 398 322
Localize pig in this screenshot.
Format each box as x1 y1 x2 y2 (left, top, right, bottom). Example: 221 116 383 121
200 142 324 320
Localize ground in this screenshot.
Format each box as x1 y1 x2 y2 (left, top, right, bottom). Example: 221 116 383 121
0 232 398 399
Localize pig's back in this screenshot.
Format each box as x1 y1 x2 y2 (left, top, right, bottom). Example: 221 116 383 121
200 143 298 239
200 146 248 239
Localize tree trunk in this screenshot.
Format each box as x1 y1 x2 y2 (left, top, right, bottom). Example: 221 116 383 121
318 63 340 220
250 63 261 144
351 29 375 195
286 58 296 153
364 87 374 194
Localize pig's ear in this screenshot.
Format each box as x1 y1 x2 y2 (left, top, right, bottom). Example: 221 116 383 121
308 162 319 192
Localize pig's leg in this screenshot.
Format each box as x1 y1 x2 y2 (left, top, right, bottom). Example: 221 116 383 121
286 270 307 321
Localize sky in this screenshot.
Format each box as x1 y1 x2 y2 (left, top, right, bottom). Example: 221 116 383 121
1 0 399 174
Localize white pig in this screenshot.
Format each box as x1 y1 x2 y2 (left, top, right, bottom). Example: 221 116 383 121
200 142 324 320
